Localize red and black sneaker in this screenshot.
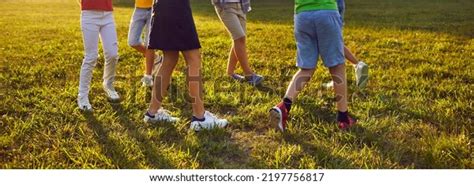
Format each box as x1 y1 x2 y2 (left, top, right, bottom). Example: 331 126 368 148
338 115 357 130
269 102 289 132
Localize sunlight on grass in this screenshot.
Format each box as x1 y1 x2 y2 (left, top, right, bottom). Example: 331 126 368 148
0 0 472 169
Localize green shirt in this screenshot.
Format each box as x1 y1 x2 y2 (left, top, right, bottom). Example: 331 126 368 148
295 0 338 14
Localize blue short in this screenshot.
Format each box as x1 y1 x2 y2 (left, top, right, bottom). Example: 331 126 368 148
128 8 152 46
337 0 345 23
294 10 344 69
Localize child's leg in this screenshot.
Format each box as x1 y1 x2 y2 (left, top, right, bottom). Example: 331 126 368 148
316 10 355 126
144 14 155 76
78 13 100 98
284 68 316 101
129 8 156 76
144 49 155 75
182 49 205 119
329 63 348 112
131 44 147 55
128 8 147 55
232 37 254 76
226 46 238 76
336 0 359 66
215 5 254 76
148 51 179 113
100 17 119 89
344 46 359 65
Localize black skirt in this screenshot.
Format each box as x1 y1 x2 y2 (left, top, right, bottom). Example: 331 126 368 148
148 0 201 51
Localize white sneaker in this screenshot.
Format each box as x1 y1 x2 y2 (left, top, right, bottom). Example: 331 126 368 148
77 95 92 111
152 55 163 77
143 108 180 123
190 111 228 131
103 84 120 101
322 80 334 89
141 75 153 87
355 61 369 88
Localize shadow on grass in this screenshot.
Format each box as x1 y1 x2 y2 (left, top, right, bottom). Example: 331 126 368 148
285 135 357 168
83 111 140 168
110 103 175 168
186 129 250 168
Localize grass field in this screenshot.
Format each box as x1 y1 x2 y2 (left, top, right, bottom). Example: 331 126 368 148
0 0 473 169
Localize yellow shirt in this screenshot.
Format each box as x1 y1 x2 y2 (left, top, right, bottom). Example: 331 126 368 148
135 0 153 8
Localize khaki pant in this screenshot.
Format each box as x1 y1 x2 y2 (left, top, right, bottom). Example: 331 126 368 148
215 3 247 40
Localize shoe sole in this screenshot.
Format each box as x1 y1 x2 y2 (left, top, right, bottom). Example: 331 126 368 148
107 97 121 103
144 116 179 124
322 81 334 89
250 77 264 86
142 81 154 87
104 90 121 102
78 106 93 112
269 108 284 132
357 65 369 88
189 121 227 132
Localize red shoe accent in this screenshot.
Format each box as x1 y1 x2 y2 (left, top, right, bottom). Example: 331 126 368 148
270 102 289 132
347 116 357 127
338 121 349 130
338 115 357 130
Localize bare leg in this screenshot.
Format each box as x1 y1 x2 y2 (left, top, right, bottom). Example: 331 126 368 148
231 37 254 76
284 68 316 101
144 49 155 75
344 45 359 65
132 44 155 76
226 46 238 76
131 44 147 55
148 50 179 113
329 63 348 112
182 49 206 119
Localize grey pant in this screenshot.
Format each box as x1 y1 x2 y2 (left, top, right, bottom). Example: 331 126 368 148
79 10 119 97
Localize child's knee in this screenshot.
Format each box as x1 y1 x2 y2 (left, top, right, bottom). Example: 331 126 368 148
83 54 98 65
328 63 346 72
128 40 141 47
105 54 119 64
104 48 119 63
299 68 316 74
104 42 119 59
184 50 201 64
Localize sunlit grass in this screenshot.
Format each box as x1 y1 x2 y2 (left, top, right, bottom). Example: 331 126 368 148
0 0 472 169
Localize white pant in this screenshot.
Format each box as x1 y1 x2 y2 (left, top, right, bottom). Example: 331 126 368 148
78 10 119 98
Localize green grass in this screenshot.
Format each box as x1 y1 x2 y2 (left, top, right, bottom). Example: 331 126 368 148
0 0 473 169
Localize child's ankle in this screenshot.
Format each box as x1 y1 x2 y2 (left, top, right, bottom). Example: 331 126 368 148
191 115 205 122
283 97 292 112
337 110 349 122
146 111 155 117
227 71 235 76
148 108 159 115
